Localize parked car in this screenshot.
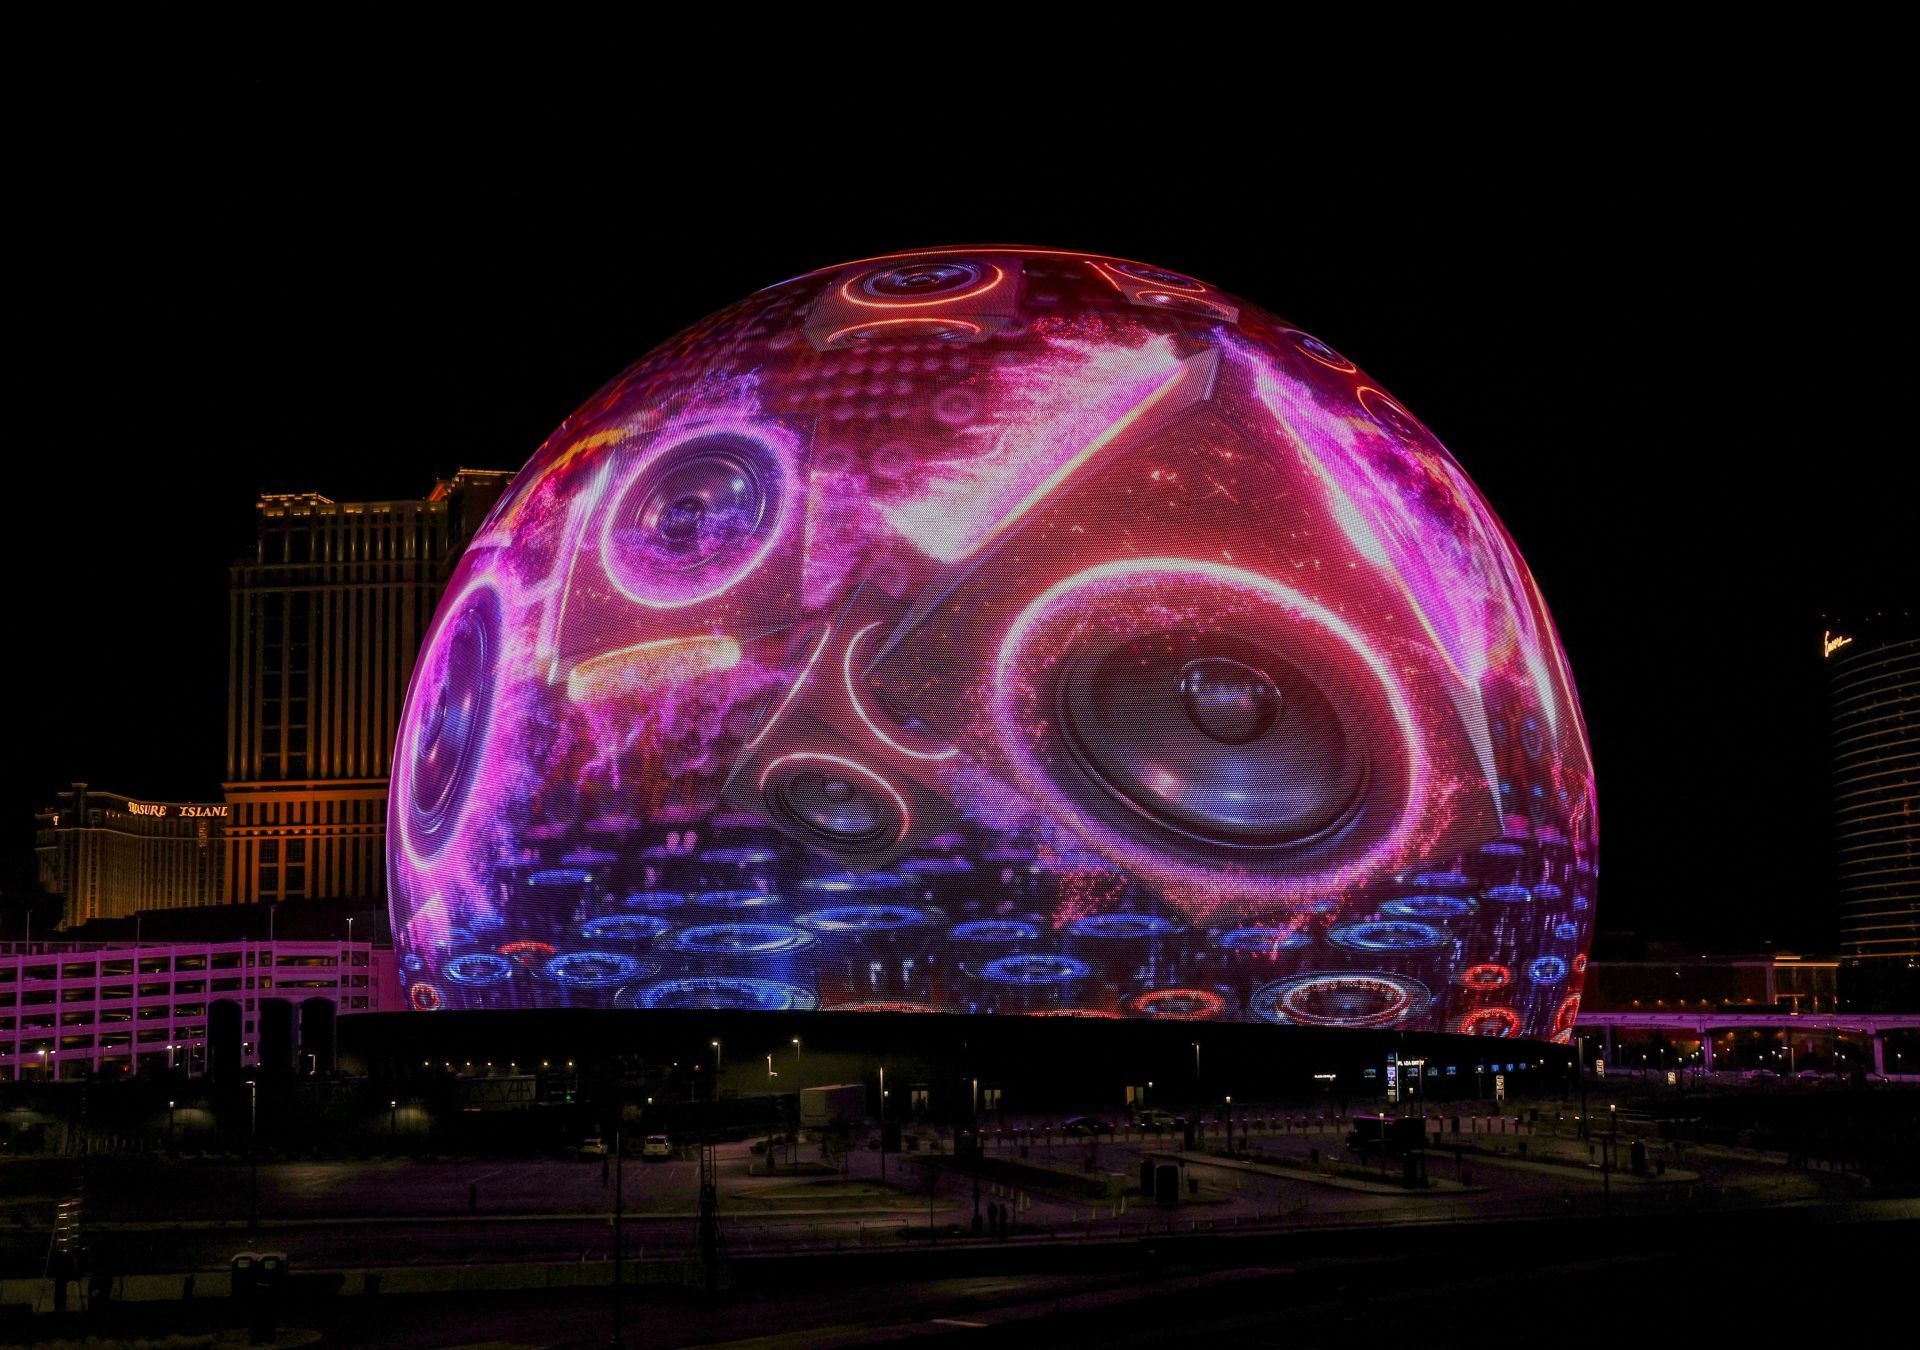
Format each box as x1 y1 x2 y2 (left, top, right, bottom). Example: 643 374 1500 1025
577 1136 608 1158
1135 1109 1185 1130
1061 1116 1114 1137
641 1134 673 1159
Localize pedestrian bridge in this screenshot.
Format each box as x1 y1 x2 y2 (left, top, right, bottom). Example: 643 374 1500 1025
1575 1011 1920 1073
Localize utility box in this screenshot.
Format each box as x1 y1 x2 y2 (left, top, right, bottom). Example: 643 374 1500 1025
231 1251 289 1344
801 1083 867 1128
1154 1163 1181 1205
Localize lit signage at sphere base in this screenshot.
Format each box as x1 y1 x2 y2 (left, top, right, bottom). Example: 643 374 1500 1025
387 249 1597 1039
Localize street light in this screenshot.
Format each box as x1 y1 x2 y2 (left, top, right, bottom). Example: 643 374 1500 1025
246 1079 259 1231
712 1040 723 1072
766 1053 775 1081
167 1099 176 1153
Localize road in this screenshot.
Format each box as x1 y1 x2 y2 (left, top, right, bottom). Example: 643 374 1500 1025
0 1099 1855 1277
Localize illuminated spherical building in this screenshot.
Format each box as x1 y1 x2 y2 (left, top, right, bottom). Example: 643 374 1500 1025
388 248 1596 1040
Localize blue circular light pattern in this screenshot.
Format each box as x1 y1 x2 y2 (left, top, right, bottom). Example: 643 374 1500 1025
670 923 813 955
1415 871 1470 888
430 926 477 953
1528 955 1568 984
529 868 593 887
581 913 672 942
1554 921 1579 942
1066 913 1177 939
700 846 778 865
1482 885 1533 905
444 952 514 987
983 954 1091 985
1220 926 1310 953
1380 895 1472 919
794 904 935 932
798 872 908 893
623 891 688 911
693 889 783 909
951 920 1041 942
630 977 820 1011
1535 882 1564 900
1480 840 1525 856
542 950 647 987
899 856 974 874
1328 920 1446 952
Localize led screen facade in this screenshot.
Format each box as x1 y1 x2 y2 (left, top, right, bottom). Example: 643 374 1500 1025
388 249 1596 1039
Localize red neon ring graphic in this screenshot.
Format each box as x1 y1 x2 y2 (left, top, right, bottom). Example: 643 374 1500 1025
840 264 1005 308
1458 1006 1520 1038
1462 963 1512 991
826 316 984 345
1128 988 1226 1020
498 940 557 963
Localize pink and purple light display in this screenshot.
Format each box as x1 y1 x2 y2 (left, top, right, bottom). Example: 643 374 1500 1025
387 248 1597 1038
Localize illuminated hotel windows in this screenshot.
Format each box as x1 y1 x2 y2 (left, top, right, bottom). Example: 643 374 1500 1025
1826 611 1919 966
34 785 227 923
223 471 510 907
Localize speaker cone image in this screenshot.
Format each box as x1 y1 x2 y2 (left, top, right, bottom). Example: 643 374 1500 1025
601 431 786 607
758 753 909 858
1052 629 1369 855
406 584 501 855
855 260 994 303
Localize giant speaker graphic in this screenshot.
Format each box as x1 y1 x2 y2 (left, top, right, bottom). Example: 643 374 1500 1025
402 580 502 859
804 253 1027 351
861 349 1499 913
1084 257 1241 324
546 416 812 699
721 587 960 868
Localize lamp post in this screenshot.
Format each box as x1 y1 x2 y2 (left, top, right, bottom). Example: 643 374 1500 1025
168 1099 176 1154
1576 1037 1589 1139
1193 1041 1201 1082
612 1126 625 1347
247 1079 259 1231
792 1037 801 1075
390 1099 398 1139
766 1053 775 1081
878 1065 887 1183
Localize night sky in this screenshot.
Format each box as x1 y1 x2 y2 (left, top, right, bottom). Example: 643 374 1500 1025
11 137 1912 954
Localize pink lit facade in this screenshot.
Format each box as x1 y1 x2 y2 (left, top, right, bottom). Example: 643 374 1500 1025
0 939 402 1080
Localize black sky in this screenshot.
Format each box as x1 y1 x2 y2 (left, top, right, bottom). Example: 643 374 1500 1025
10 115 1913 954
